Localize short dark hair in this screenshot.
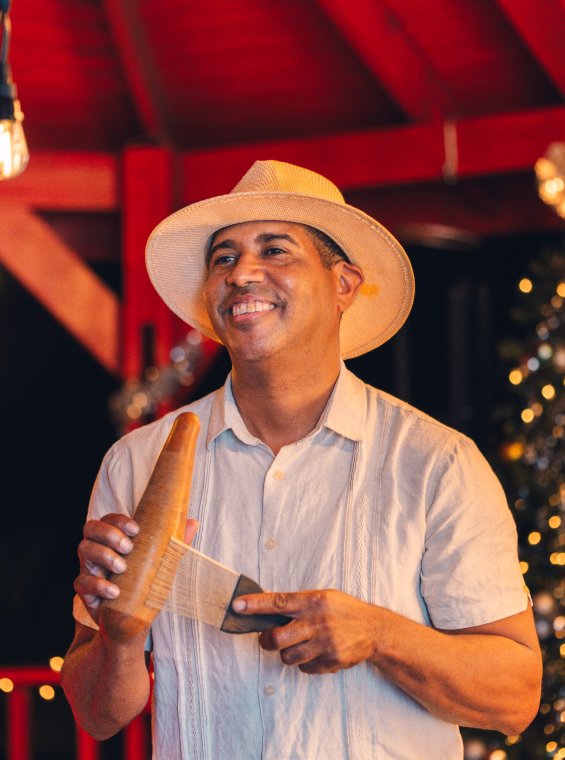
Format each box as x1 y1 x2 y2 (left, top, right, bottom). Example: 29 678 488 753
303 226 351 269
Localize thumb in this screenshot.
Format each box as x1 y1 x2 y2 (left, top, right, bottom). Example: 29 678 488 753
183 518 199 544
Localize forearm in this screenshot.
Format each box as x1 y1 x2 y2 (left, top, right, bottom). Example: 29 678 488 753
372 607 541 733
61 630 150 740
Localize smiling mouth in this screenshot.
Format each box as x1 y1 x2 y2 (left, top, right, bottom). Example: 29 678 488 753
228 301 276 316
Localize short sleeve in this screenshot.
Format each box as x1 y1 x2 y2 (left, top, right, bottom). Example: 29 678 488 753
421 436 528 630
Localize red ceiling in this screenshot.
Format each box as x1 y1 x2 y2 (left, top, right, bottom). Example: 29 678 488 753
3 0 565 236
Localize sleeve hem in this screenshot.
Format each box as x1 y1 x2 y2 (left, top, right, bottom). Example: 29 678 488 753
430 590 530 631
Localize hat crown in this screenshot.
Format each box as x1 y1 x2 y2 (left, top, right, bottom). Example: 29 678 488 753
231 160 345 204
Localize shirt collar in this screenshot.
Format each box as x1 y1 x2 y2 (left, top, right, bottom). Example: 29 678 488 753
206 361 366 448
320 360 366 442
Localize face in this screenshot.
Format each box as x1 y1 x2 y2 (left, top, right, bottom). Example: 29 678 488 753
203 221 360 365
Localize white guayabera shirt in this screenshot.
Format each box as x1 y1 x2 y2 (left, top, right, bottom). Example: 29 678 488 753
75 364 528 760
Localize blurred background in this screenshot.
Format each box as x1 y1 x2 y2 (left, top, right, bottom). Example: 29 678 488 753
0 1 563 758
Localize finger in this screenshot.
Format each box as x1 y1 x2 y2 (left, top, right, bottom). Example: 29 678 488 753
78 538 128 576
259 619 311 652
74 573 120 602
298 656 340 675
231 591 303 617
280 641 317 667
183 518 199 544
100 513 140 537
83 519 136 555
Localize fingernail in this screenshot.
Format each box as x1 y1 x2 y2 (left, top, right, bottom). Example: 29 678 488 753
126 522 139 536
107 585 120 598
232 599 246 612
113 557 127 572
119 537 133 553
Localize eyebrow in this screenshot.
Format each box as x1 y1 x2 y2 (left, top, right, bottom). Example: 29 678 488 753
206 232 300 265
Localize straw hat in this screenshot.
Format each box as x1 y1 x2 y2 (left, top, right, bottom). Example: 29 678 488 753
146 160 414 359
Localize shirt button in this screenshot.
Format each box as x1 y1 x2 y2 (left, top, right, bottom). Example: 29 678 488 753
273 470 285 481
263 685 275 697
265 537 277 550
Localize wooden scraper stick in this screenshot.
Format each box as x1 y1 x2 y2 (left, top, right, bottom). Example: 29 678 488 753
100 412 200 642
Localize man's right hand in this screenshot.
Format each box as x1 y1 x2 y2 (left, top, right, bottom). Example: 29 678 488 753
74 515 199 625
74 514 139 624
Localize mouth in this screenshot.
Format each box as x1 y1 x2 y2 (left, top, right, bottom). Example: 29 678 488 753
227 300 276 317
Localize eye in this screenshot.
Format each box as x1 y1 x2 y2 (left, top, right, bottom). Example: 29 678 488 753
263 247 285 256
210 253 236 268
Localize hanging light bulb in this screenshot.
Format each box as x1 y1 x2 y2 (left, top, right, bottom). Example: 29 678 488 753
0 1 28 180
535 143 565 221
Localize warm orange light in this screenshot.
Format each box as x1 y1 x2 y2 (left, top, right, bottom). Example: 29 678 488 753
509 369 523 385
49 656 64 672
518 278 533 293
38 685 55 701
542 384 555 399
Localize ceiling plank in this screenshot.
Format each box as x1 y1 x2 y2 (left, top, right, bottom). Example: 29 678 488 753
1 105 563 210
0 208 119 374
101 0 174 140
0 152 118 211
314 0 458 120
181 105 565 200
495 0 565 97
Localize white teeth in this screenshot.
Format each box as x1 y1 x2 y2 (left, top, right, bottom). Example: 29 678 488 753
231 301 275 316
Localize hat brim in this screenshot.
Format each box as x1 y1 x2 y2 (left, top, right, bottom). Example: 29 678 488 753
146 191 414 359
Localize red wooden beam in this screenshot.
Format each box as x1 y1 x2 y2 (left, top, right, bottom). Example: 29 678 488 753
181 105 565 201
0 106 563 213
121 146 178 378
102 0 174 140
0 152 118 211
495 0 565 97
0 208 120 374
7 689 30 760
76 729 100 760
314 0 457 120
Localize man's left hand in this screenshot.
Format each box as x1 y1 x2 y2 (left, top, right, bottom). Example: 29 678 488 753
232 589 380 674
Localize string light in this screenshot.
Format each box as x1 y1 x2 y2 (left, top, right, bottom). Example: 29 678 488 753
109 331 203 434
521 408 535 423
542 384 556 400
535 143 565 220
509 369 523 385
49 656 64 672
519 277 534 293
38 685 55 701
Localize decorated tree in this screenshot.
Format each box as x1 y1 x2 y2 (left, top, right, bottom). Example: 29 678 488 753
463 246 565 760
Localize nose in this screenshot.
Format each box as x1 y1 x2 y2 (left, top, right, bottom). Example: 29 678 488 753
225 252 265 287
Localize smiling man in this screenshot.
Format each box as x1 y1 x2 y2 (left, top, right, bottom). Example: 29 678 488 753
62 161 541 759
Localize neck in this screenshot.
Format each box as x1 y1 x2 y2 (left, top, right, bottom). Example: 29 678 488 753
230 352 341 455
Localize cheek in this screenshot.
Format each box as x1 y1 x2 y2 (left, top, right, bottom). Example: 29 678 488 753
202 278 219 311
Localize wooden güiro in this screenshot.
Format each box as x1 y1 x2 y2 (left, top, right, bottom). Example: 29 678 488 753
100 411 201 642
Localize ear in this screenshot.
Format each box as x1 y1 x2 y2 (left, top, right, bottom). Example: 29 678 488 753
334 261 364 313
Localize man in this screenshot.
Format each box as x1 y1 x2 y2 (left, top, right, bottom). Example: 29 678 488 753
62 160 541 759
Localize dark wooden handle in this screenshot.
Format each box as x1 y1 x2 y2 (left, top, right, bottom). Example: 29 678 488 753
220 575 292 634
